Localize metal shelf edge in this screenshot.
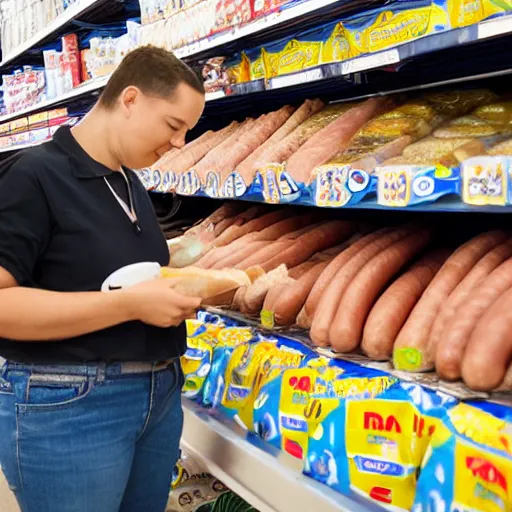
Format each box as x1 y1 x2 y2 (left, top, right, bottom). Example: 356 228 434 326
0 0 103 68
180 399 374 512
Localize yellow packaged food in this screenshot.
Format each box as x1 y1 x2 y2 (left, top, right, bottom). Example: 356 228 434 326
276 39 322 76
346 3 450 55
354 117 433 144
222 341 306 430
422 89 499 117
261 48 279 79
445 0 512 28
473 101 512 124
181 319 223 398
247 48 268 81
305 380 453 512
434 117 503 138
321 22 361 64
489 138 512 155
227 52 251 84
401 135 475 162
380 101 441 123
415 402 512 512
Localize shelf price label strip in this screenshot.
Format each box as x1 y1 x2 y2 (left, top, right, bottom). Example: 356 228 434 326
341 49 400 75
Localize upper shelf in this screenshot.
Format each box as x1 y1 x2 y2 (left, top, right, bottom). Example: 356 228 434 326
173 0 348 60
0 0 104 68
1 12 511 127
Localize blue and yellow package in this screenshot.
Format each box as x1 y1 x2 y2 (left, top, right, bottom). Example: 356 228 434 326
343 1 449 55
226 51 251 84
254 358 397 462
221 339 311 429
245 46 269 81
444 0 512 28
414 401 512 512
181 319 223 400
321 21 361 64
201 325 256 409
305 380 455 511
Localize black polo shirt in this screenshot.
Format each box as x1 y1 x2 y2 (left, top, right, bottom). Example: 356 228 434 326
0 126 186 364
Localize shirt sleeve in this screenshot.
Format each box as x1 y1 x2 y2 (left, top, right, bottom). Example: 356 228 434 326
0 154 52 285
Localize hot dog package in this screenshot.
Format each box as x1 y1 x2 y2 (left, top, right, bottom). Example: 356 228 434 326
160 266 264 300
181 319 222 400
182 314 257 406
414 401 512 512
254 359 395 461
305 381 456 511
220 337 314 428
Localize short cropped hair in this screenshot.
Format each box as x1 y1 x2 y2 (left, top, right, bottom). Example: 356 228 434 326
99 45 204 108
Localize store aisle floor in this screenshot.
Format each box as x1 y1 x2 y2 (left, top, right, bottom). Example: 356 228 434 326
0 471 19 511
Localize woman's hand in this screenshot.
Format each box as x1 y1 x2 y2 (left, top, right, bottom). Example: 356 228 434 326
120 279 201 327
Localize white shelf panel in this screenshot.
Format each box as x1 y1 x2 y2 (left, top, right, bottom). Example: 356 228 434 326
181 399 376 512
1 0 103 68
478 16 512 39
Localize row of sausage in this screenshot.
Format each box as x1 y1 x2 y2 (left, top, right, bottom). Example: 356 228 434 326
169 202 512 392
151 88 512 192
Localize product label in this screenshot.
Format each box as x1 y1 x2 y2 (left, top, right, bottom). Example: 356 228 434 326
378 166 412 207
314 165 352 207
461 156 510 206
368 11 431 52
221 172 247 198
204 171 221 198
178 170 201 196
453 440 510 511
346 398 430 511
258 163 301 204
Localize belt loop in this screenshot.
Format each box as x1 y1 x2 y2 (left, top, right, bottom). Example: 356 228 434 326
96 362 106 383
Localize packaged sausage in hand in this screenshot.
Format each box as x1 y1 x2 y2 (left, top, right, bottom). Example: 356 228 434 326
160 266 265 300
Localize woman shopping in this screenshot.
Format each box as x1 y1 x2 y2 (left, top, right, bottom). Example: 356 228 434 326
0 46 205 512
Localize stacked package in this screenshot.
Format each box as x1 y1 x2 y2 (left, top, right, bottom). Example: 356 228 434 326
179 311 512 511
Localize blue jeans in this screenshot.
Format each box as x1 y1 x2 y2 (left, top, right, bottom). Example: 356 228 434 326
0 359 184 512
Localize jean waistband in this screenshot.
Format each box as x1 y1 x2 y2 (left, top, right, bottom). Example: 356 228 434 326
0 358 179 380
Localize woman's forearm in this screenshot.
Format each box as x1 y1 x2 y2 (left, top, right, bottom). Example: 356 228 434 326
0 287 132 341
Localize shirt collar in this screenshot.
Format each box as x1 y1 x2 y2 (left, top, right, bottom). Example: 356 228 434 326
53 126 115 179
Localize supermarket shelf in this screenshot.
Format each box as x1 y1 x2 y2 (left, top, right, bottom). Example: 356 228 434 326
181 398 379 512
0 76 108 125
2 15 512 125
0 85 223 129
0 0 104 68
205 91 226 101
173 0 343 59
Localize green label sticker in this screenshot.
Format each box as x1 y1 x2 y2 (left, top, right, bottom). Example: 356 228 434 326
393 347 424 371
